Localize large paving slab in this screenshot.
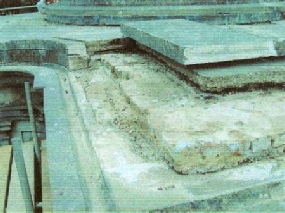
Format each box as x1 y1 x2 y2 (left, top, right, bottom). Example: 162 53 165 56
220 21 285 55
121 19 278 65
192 59 285 92
0 145 12 212
149 51 285 92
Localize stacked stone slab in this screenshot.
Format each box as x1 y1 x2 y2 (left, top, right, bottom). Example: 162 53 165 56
121 19 285 92
45 0 284 25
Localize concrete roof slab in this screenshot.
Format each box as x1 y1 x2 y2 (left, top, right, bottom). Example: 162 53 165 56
121 19 277 65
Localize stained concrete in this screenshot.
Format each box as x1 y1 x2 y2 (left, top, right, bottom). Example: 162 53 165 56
193 59 285 92
142 48 285 92
101 53 285 175
121 19 277 65
72 53 285 210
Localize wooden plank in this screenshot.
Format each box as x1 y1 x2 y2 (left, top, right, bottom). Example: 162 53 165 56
0 145 12 212
6 142 35 212
41 141 52 212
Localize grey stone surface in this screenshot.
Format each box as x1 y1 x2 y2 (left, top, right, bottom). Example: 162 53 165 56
122 19 277 65
193 60 285 92
146 47 285 92
58 0 281 6
0 13 122 69
45 3 283 25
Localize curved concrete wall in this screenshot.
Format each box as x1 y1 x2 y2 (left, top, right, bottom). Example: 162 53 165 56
0 39 89 70
46 1 284 25
0 40 68 67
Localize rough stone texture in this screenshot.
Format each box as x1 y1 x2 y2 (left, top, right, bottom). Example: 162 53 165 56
72 53 285 211
143 47 285 92
46 2 284 25
0 14 123 70
101 53 285 175
122 19 278 65
147 95 285 174
2 13 285 211
193 60 285 92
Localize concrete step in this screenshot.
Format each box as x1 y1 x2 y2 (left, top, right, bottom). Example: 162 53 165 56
121 19 278 65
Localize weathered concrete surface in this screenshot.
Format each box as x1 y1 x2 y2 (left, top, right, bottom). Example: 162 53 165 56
220 20 285 55
0 13 123 70
0 145 12 212
1 13 285 211
100 53 285 175
121 19 277 65
72 53 285 211
145 49 285 92
46 2 283 25
193 59 285 92
57 0 282 6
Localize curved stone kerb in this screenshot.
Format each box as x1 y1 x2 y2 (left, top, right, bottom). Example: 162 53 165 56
45 2 283 25
0 39 88 70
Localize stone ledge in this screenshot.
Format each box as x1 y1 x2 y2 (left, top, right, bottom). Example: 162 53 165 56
46 3 282 25
121 19 278 65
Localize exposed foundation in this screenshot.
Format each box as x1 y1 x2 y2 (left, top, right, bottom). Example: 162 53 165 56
0 12 285 212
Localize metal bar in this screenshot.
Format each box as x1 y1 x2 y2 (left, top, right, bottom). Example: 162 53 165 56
11 137 34 213
24 82 41 163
